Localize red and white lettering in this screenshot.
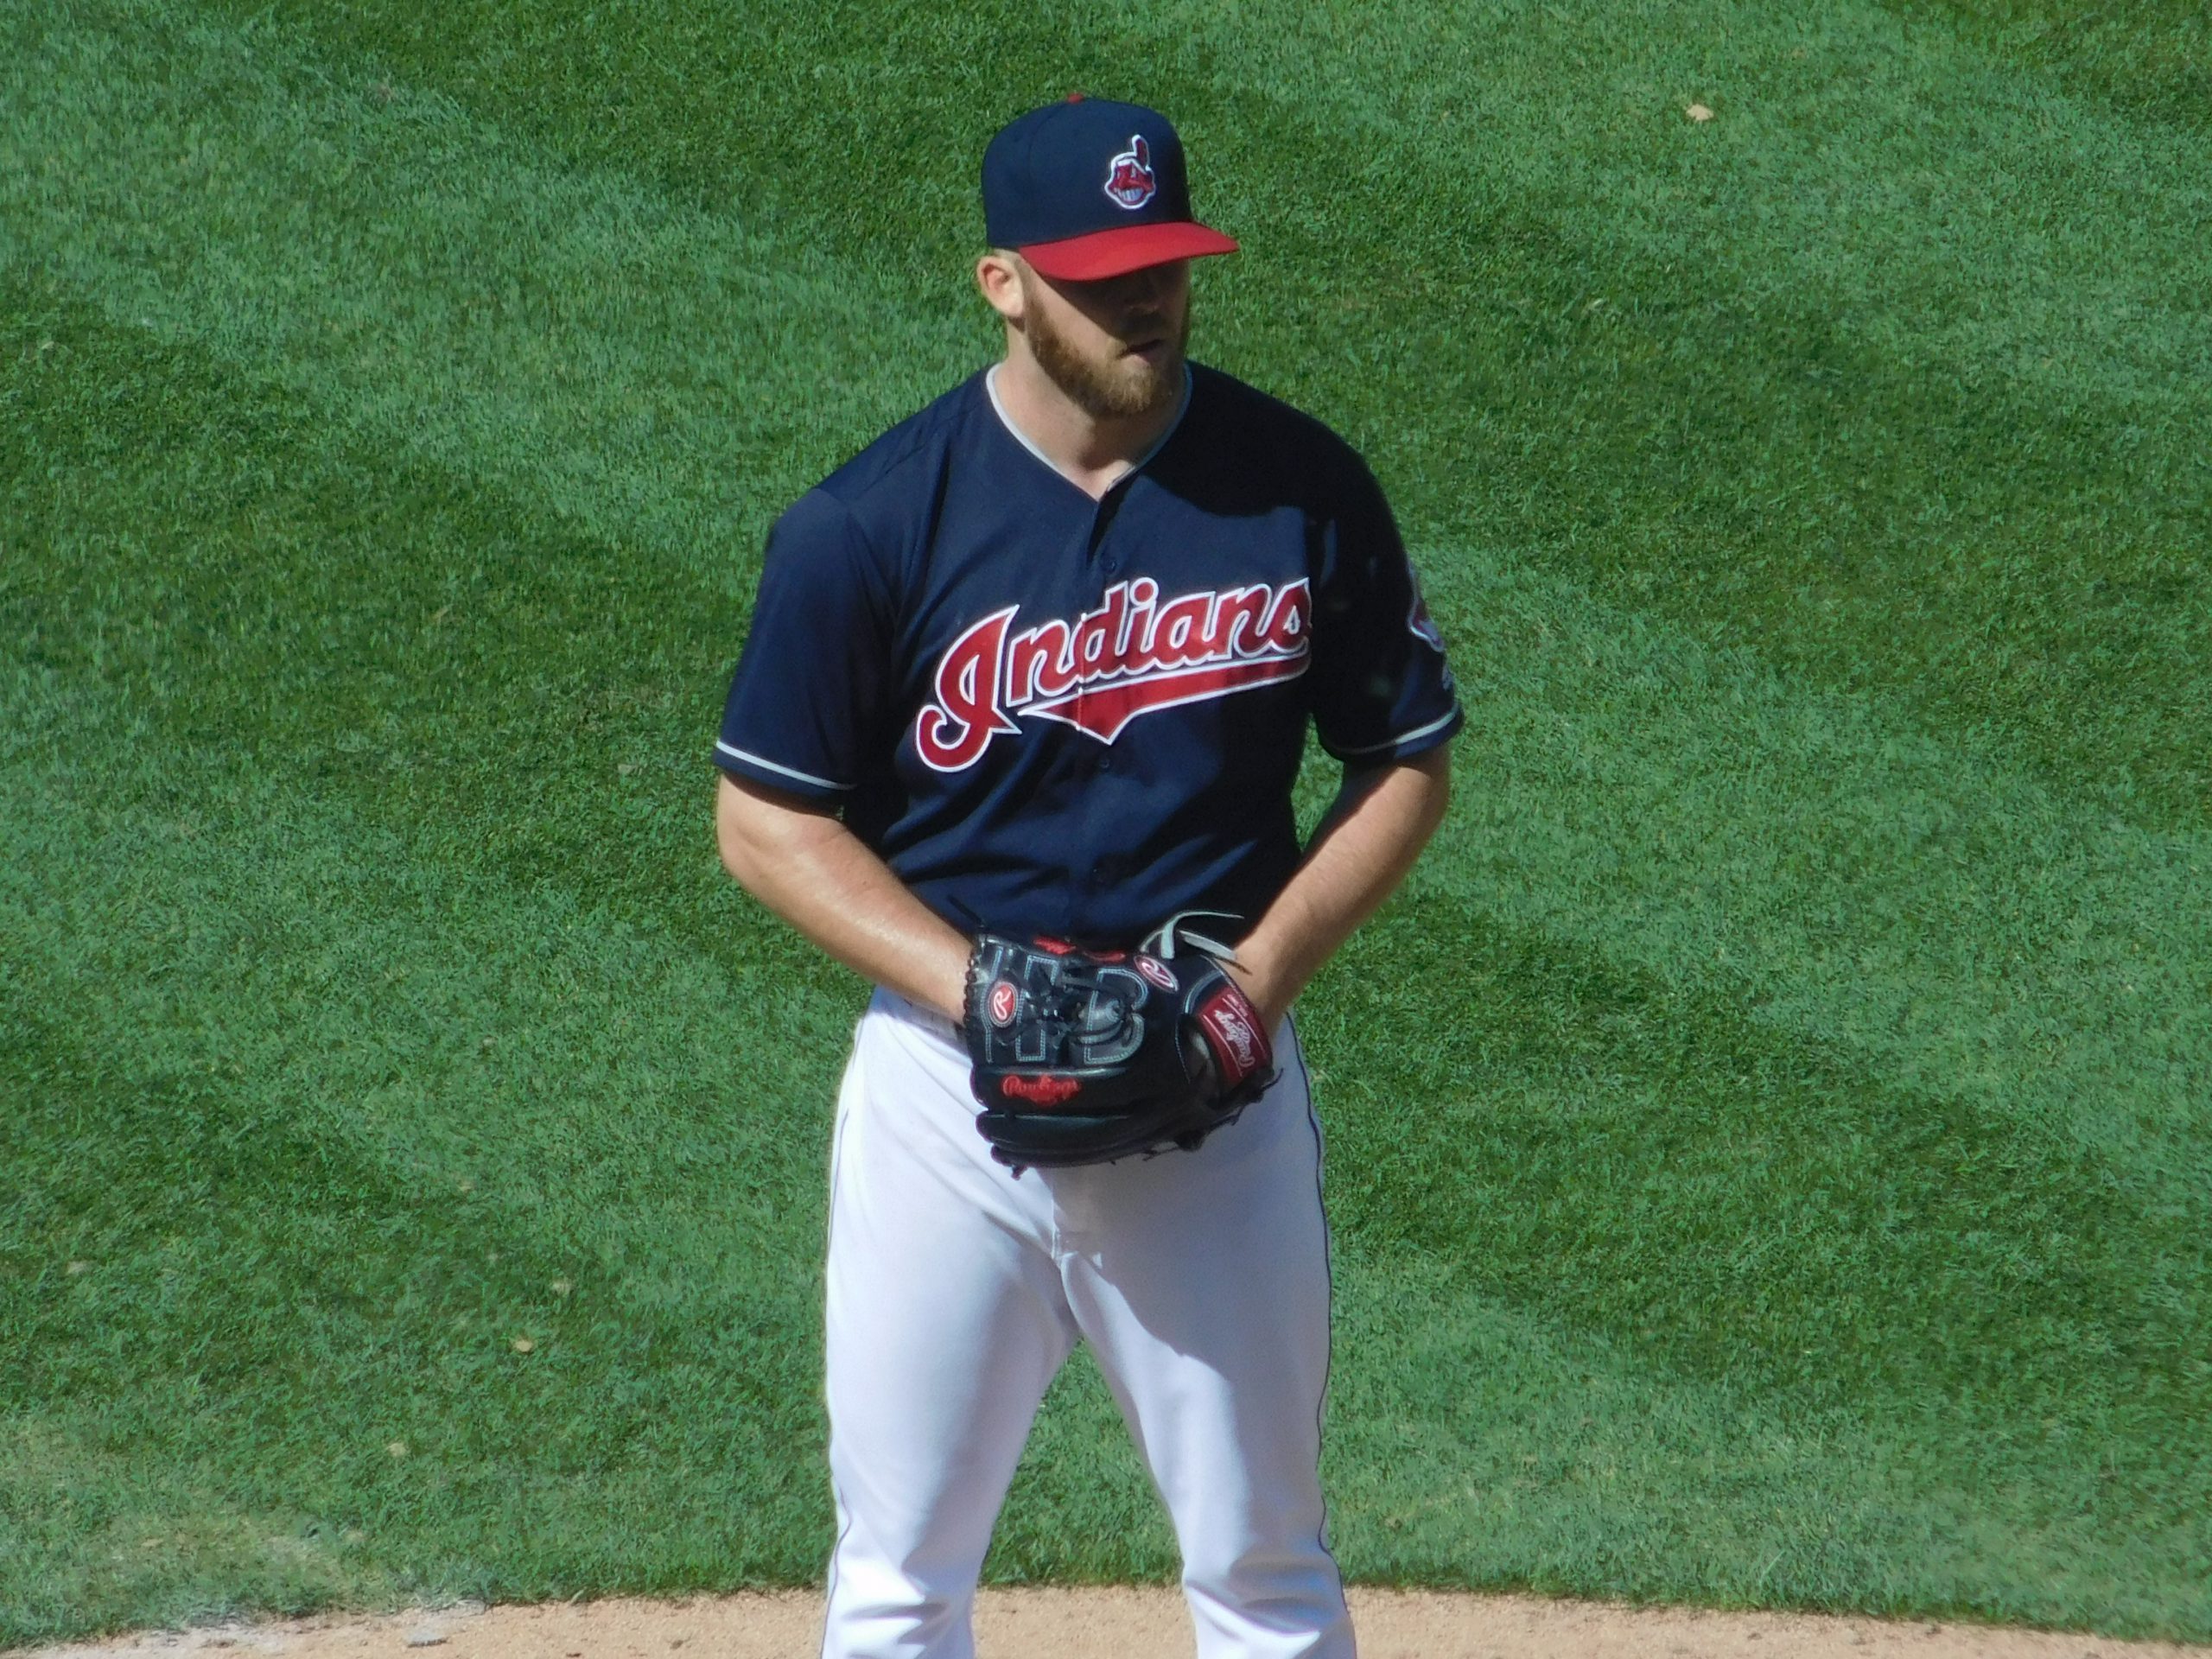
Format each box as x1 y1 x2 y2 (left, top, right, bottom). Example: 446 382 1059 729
1208 585 1274 658
1007 620 1071 705
1147 591 1211 666
1001 1074 1082 1106
912 580 1312 771
914 607 1024 772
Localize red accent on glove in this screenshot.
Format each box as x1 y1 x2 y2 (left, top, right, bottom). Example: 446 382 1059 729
1001 1075 1083 1106
1194 985 1271 1091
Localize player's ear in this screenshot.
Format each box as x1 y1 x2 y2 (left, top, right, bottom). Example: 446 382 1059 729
976 249 1027 326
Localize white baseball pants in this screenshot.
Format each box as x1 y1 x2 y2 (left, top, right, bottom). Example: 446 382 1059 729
819 989 1353 1659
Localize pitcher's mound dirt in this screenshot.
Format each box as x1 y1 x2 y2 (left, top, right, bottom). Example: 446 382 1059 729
23 1589 2206 1659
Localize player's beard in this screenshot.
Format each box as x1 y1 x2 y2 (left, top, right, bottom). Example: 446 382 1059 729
1024 291 1190 421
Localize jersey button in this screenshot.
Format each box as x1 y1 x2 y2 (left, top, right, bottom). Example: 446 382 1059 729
1101 556 1122 575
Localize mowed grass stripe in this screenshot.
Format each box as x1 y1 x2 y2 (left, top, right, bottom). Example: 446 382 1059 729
1 1397 397 1642
0 271 829 989
3 993 444 1637
1208 0 2210 411
0 0 980 588
152 0 2212 828
0 685 847 1631
162 0 2210 369
1882 0 2209 132
1319 1255 2203 1633
1400 559 2212 1190
1309 904 2209 1471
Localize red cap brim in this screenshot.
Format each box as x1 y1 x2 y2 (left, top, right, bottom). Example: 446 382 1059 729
1019 221 1239 281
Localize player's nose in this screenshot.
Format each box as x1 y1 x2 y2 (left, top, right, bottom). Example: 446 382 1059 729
1110 262 1172 302
1112 268 1179 323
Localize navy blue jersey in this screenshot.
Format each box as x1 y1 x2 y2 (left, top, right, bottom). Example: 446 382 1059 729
716 362 1461 946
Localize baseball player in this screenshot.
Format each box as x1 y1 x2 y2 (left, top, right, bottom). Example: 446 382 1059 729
714 96 1460 1659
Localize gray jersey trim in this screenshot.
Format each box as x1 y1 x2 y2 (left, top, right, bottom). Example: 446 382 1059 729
715 740 853 793
984 362 1192 487
1331 704 1462 758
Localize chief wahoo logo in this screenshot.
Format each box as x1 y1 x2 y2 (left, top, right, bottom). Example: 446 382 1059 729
1103 134 1157 209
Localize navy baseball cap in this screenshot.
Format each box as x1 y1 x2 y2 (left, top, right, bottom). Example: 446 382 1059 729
982 96 1238 281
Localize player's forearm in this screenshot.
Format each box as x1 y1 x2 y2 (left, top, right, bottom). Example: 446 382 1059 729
715 775 971 1020
1230 747 1452 1028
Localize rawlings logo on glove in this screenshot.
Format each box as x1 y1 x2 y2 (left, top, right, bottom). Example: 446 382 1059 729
960 927 1276 1172
1001 1074 1083 1105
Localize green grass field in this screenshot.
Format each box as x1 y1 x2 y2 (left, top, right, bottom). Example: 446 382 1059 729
3 0 2209 1644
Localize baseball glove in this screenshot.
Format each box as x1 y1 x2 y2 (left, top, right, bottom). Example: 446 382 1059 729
961 925 1276 1171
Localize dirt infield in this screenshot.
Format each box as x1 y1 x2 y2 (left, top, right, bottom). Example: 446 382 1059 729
22 1589 2206 1659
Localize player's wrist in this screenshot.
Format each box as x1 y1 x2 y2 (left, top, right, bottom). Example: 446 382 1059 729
1222 952 1290 1034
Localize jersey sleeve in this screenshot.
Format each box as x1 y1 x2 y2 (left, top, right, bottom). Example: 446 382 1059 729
715 489 897 802
1306 453 1464 764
